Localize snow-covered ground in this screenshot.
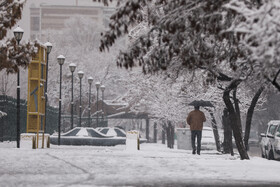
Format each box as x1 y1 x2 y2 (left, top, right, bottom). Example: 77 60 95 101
0 142 280 187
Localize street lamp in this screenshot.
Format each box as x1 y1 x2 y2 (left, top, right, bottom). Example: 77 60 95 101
95 81 100 128
13 26 24 148
44 42 52 134
88 76 93 127
57 55 65 146
100 85 105 121
13 26 24 45
77 71 84 127
69 63 76 129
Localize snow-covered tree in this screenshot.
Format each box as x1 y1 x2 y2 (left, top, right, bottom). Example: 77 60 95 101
0 0 36 73
225 0 280 91
93 0 276 159
0 0 24 40
221 0 280 150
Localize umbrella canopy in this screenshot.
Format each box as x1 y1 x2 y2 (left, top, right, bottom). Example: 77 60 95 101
189 100 214 107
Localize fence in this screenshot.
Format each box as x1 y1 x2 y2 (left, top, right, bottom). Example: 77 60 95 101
0 95 58 141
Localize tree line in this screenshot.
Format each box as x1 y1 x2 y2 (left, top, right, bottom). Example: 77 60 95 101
94 0 280 160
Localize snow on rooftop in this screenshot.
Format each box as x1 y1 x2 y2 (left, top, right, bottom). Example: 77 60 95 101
103 100 128 106
268 120 280 125
107 111 126 118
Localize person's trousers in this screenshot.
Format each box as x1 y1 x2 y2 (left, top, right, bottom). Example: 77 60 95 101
191 130 202 153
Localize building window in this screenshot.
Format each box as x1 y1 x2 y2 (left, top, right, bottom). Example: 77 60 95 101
31 17 40 31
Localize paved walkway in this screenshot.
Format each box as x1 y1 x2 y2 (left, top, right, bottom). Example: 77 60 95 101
0 142 279 187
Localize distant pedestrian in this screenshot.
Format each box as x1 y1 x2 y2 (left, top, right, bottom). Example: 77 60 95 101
186 106 206 155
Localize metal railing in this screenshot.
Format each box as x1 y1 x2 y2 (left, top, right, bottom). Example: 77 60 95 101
0 95 58 141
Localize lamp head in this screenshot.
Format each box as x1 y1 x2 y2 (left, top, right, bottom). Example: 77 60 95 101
69 63 76 73
13 26 24 43
57 55 65 65
88 76 93 84
95 81 101 89
44 42 52 54
101 85 105 92
77 71 84 79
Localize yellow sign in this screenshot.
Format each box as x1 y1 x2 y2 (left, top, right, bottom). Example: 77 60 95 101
26 45 47 148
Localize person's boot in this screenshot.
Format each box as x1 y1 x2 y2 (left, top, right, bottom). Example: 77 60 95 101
197 151 200 155
192 150 196 154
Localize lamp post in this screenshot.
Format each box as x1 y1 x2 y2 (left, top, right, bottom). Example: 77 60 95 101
88 76 93 127
57 55 65 146
100 85 105 121
13 26 24 148
95 82 100 128
44 42 52 133
78 71 84 127
69 63 76 129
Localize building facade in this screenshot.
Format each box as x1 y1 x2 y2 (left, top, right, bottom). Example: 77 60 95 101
30 4 115 41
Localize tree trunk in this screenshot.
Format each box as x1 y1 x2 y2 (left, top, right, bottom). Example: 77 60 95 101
233 88 242 135
244 86 264 151
162 122 166 144
222 108 234 155
170 122 174 149
165 121 174 149
166 123 171 148
205 108 221 152
223 79 249 160
146 118 149 142
269 68 280 92
162 129 166 144
154 122 157 143
209 112 221 152
0 115 3 142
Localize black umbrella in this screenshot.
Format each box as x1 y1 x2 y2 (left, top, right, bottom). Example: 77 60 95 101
189 100 214 107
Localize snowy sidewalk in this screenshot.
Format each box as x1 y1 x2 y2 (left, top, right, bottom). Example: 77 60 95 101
0 142 280 187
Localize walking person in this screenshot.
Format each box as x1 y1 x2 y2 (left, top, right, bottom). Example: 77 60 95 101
187 105 206 155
